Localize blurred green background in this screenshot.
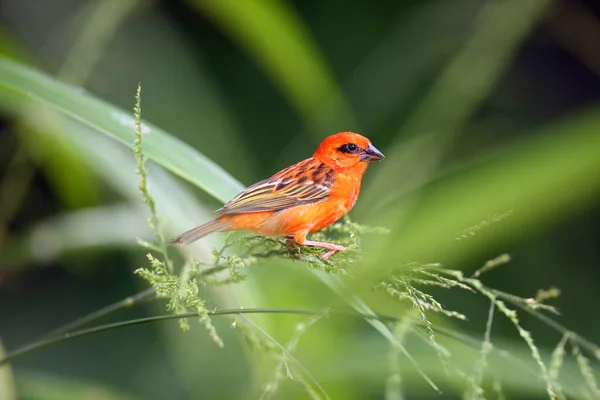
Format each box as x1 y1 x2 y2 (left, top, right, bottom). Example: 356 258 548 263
1 0 600 399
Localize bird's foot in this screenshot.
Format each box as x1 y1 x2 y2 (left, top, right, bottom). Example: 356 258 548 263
300 240 347 260
285 236 346 261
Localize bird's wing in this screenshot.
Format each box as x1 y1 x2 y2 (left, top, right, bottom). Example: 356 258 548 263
217 158 335 214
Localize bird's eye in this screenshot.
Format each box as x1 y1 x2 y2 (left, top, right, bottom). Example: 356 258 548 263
338 143 360 154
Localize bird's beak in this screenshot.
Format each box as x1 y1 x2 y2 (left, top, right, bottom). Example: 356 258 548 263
360 144 385 162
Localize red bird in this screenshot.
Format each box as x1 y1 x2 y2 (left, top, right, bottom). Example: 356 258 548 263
170 132 384 259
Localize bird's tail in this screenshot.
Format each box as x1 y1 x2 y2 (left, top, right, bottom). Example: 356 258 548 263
170 218 230 245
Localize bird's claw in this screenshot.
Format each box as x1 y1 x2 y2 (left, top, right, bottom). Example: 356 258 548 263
286 236 346 261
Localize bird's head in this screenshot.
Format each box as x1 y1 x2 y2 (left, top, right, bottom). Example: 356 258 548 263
313 132 385 172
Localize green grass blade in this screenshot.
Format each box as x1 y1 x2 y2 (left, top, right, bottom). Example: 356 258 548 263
364 109 600 273
360 0 552 215
188 0 356 134
0 57 244 203
0 339 16 400
310 270 441 393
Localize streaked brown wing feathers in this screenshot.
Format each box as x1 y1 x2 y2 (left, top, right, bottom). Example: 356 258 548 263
217 159 334 214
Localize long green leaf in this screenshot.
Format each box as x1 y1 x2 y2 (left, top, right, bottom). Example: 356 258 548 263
360 0 552 214
362 109 600 276
0 57 244 203
188 0 356 135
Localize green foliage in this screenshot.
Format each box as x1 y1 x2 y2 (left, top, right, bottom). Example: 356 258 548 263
130 86 386 357
260 310 328 400
2 1 600 398
187 0 356 134
129 84 598 398
0 339 16 400
573 344 600 399
549 333 570 399
16 373 136 400
385 318 411 400
132 85 221 346
1 58 598 399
